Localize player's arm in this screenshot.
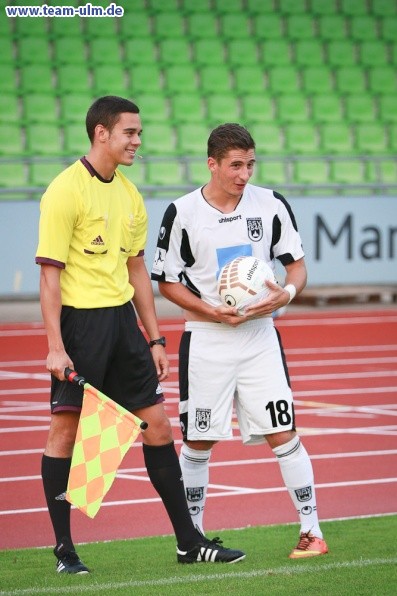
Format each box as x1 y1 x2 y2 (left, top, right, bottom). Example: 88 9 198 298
39 264 73 381
128 255 169 381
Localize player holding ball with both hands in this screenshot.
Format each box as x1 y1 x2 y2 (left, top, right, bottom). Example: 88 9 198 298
151 123 328 559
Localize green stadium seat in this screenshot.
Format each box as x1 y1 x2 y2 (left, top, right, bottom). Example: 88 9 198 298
279 0 306 14
345 95 376 123
355 123 388 154
124 39 157 66
331 160 365 185
219 14 251 40
17 38 50 65
88 38 122 66
140 123 176 155
13 17 48 39
170 94 205 123
234 65 266 94
187 160 211 186
83 17 118 39
153 12 185 40
350 16 379 41
261 40 292 66
326 40 357 67
181 0 211 13
0 14 13 38
60 93 93 124
186 14 218 39
57 64 90 94
301 66 334 94
340 0 369 16
129 64 163 95
389 125 397 152
240 94 274 123
268 66 300 95
118 161 146 189
285 123 319 154
146 160 184 186
378 95 397 123
29 161 66 187
0 163 27 188
285 15 316 40
372 0 397 17
0 39 14 66
335 66 367 94
137 94 169 124
20 65 55 94
294 40 324 66
26 124 64 156
277 94 309 123
213 0 244 13
0 124 25 156
147 0 180 13
368 66 397 94
254 161 286 188
158 39 192 66
199 65 232 94
367 159 397 184
311 94 343 123
53 37 87 66
119 12 152 39
193 39 225 66
320 123 354 153
246 0 275 15
358 40 388 66
226 40 259 66
23 94 58 124
0 93 20 124
164 65 198 95
205 94 241 125
176 123 211 155
294 160 329 186
380 17 397 42
252 15 284 40
92 65 127 96
310 0 338 16
249 123 285 154
64 123 89 156
318 15 347 40
49 16 83 39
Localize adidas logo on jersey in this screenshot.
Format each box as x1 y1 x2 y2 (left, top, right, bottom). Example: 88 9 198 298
91 235 104 245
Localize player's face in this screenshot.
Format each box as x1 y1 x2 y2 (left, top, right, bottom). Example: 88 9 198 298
106 112 142 167
210 149 255 198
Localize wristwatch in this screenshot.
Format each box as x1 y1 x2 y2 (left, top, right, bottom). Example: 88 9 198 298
149 336 166 348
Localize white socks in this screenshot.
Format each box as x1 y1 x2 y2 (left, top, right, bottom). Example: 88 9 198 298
272 435 323 538
179 443 211 534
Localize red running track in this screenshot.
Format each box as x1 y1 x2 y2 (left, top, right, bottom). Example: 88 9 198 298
0 309 396 550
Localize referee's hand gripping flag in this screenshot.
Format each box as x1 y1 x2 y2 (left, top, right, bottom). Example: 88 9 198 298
64 368 148 518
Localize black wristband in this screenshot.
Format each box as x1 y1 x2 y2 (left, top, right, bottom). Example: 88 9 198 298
149 336 166 348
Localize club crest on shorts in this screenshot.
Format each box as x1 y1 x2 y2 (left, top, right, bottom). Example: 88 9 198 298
195 408 211 432
295 486 312 502
246 217 263 242
186 487 204 502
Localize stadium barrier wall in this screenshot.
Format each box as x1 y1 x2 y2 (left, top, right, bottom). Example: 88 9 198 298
0 195 396 299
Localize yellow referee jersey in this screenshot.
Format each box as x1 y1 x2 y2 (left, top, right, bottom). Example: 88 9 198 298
36 158 148 308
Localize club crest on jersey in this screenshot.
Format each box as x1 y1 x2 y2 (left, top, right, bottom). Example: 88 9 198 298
195 408 211 432
186 487 204 502
295 486 312 502
246 218 263 241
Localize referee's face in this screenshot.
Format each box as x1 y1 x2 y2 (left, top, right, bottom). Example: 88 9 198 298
211 149 255 199
106 112 142 167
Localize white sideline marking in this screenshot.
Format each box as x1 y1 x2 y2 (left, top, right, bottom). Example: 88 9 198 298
0 557 396 595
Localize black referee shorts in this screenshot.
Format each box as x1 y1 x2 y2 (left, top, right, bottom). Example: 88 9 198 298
50 302 164 414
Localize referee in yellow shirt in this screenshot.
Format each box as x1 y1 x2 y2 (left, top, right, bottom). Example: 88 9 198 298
36 96 245 574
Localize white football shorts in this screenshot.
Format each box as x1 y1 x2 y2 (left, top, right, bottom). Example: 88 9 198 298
179 317 295 445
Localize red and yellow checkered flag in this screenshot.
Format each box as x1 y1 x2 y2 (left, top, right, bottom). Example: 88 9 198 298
65 372 146 519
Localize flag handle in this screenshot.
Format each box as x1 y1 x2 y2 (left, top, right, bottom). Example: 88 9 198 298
64 367 148 430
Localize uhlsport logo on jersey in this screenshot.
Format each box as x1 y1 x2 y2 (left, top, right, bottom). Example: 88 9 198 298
295 486 312 502
246 218 263 241
195 408 211 432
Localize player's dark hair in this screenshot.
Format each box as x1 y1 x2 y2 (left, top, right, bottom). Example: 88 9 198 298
207 123 255 161
86 96 140 142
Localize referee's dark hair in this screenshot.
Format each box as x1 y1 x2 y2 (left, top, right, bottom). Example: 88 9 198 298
207 123 255 161
86 96 140 142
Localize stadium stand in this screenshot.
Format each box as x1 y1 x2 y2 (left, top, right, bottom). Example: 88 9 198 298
0 0 396 197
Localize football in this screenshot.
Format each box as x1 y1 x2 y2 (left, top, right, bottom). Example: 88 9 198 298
217 256 276 314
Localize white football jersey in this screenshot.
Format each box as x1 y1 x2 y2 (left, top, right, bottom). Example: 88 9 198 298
151 184 304 306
